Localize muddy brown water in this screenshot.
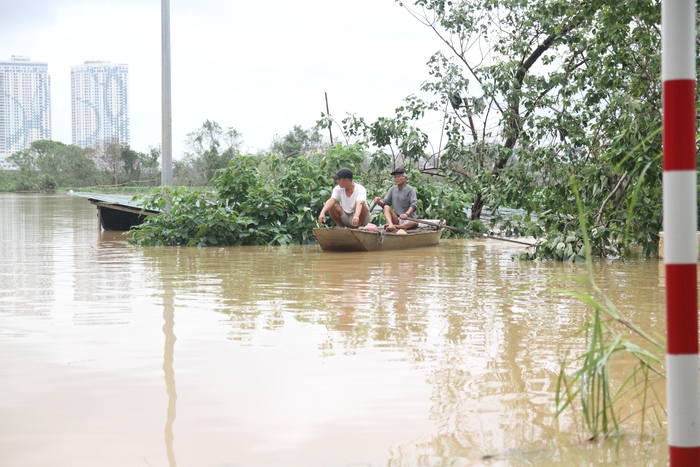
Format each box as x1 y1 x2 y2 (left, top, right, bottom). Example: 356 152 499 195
0 193 671 466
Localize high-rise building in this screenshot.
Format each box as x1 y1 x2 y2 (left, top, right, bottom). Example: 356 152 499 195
0 55 52 159
71 61 129 149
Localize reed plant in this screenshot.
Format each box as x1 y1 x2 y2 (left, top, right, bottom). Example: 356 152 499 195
550 178 666 441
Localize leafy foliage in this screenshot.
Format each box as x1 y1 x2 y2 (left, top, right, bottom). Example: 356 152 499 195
270 125 324 159
175 120 243 185
9 140 99 189
129 144 476 246
0 169 13 192
313 0 677 258
4 139 159 191
131 144 363 246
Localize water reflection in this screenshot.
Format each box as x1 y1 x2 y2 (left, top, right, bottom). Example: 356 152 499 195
162 277 177 467
0 194 671 465
132 236 668 464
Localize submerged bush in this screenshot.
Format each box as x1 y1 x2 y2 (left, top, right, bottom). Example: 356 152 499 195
129 146 368 246
128 145 477 247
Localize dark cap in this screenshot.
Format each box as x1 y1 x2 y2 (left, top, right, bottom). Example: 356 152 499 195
331 167 353 180
390 167 406 176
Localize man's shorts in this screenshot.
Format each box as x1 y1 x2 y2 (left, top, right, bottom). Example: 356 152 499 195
340 209 372 228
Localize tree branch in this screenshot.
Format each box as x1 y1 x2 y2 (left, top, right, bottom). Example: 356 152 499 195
595 171 629 226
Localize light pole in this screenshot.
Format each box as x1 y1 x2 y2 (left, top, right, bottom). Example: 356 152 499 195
161 0 173 187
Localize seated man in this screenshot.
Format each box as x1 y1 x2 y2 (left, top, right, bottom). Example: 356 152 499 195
318 167 371 228
372 167 418 232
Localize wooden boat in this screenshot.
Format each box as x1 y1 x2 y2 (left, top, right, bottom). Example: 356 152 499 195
313 222 444 252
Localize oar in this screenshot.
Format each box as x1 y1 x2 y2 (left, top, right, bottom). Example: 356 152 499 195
413 219 537 247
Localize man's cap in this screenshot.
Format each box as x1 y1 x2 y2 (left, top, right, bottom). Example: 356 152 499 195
331 167 353 180
391 167 406 176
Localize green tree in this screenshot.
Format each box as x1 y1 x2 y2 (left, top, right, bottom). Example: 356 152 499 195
327 0 669 256
121 145 141 181
9 140 99 188
7 139 161 190
95 139 123 186
179 120 243 185
117 145 159 186
270 125 324 159
0 168 14 192
93 141 161 187
142 146 161 183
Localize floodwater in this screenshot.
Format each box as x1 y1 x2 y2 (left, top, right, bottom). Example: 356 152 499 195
0 193 670 466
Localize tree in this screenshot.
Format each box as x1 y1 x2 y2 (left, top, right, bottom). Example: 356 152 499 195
95 139 124 186
0 168 13 192
180 120 243 185
9 140 99 188
327 0 668 256
270 125 324 159
121 145 141 181
7 139 159 190
141 146 161 184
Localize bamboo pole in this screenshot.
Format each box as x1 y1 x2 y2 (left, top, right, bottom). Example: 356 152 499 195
325 92 333 144
412 219 536 247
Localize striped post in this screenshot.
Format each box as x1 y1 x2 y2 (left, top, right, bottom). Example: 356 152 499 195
662 0 700 464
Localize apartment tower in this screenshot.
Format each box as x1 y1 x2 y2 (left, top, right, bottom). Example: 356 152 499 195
71 61 129 149
0 55 51 158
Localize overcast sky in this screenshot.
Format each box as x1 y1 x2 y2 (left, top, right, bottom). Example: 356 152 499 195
1 0 445 158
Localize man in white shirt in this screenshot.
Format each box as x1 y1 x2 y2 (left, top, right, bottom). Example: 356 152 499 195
317 167 372 228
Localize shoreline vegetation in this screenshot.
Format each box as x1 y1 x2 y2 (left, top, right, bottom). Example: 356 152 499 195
0 134 668 261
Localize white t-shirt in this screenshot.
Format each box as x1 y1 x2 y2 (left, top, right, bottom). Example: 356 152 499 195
332 183 367 214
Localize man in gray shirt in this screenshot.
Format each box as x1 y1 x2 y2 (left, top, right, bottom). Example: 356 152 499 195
372 167 419 232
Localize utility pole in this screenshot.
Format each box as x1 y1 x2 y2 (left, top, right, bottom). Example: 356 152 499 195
161 0 173 187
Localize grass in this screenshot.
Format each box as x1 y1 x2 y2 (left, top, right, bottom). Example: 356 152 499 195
552 179 665 441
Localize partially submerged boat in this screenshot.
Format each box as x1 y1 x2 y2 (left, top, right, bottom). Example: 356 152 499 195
70 191 159 231
312 221 444 252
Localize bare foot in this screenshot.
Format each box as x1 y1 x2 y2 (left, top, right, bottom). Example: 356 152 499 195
385 224 396 232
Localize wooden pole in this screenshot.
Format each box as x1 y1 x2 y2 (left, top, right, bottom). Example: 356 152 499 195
411 219 535 247
325 92 333 144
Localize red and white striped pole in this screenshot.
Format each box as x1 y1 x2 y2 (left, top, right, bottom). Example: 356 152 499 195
662 0 700 464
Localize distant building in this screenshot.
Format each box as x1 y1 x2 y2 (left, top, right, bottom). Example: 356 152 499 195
0 55 52 160
71 61 129 149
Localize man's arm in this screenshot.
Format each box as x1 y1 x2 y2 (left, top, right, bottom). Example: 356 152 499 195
351 199 365 227
407 187 418 217
318 197 337 225
383 186 394 207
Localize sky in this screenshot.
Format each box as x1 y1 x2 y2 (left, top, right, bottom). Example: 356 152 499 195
1 0 446 159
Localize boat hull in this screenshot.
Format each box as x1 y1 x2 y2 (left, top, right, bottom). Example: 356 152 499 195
312 227 443 252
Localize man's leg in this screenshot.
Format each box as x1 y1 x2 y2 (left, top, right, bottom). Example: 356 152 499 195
357 202 372 226
384 206 400 231
397 219 418 230
328 204 346 227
